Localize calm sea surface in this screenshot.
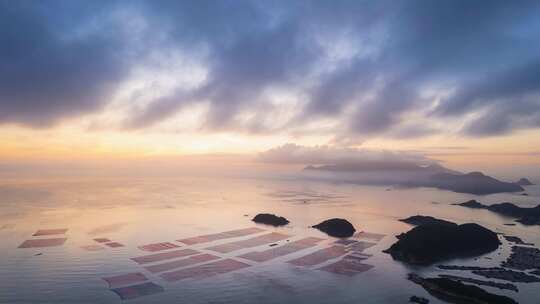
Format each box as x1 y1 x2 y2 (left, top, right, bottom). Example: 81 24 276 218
0 176 538 303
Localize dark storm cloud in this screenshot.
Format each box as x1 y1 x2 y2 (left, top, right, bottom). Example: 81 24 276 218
0 0 129 127
2 0 540 138
437 61 540 136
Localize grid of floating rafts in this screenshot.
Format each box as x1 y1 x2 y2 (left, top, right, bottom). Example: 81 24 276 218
18 226 385 301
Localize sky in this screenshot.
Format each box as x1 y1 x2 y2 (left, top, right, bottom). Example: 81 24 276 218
1 0 540 176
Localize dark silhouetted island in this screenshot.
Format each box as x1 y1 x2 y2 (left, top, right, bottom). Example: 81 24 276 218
454 200 540 226
422 172 524 195
399 215 455 227
252 213 289 226
516 177 534 186
385 222 500 265
312 218 356 237
408 274 517 304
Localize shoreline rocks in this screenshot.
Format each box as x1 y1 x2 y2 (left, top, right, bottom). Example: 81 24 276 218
438 265 504 271
408 274 517 304
438 274 518 292
252 213 289 226
312 218 356 237
473 268 540 283
503 235 534 246
502 245 540 270
384 223 500 265
439 260 540 284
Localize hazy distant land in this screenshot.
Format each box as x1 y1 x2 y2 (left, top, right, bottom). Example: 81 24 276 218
303 162 526 195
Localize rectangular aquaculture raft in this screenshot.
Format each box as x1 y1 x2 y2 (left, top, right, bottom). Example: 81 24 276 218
111 282 164 300
287 245 348 267
138 242 180 252
334 239 359 246
131 248 200 264
318 259 374 276
354 232 385 242
145 253 220 273
239 237 325 262
81 245 105 251
18 238 67 248
105 242 124 248
32 229 68 236
348 241 376 253
102 272 148 288
178 227 265 245
205 232 290 253
160 258 250 282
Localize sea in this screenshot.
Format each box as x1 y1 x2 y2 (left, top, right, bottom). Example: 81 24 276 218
0 176 539 303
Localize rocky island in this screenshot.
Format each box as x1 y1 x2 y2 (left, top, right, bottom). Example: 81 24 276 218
399 215 455 226
516 177 534 186
385 222 500 265
421 172 524 195
312 218 356 237
252 213 289 226
455 200 540 226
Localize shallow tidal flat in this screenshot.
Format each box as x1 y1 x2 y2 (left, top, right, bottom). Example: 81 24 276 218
0 176 539 303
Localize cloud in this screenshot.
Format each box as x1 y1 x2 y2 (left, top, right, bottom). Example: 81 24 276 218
2 0 540 140
434 62 540 136
258 143 433 166
0 1 130 127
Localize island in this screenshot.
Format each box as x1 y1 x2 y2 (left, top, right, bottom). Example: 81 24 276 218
303 163 524 195
454 200 540 226
420 172 524 195
516 177 534 186
399 215 455 227
312 218 356 237
252 213 289 226
384 222 500 265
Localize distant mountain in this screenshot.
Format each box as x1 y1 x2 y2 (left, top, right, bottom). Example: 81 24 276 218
304 161 460 175
516 178 534 186
302 163 523 195
423 172 524 195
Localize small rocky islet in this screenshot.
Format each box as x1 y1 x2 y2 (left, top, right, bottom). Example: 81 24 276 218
252 213 290 226
251 214 358 238
399 215 455 227
312 218 356 237
516 177 534 186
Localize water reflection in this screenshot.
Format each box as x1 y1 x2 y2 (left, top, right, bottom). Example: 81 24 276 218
0 177 538 303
